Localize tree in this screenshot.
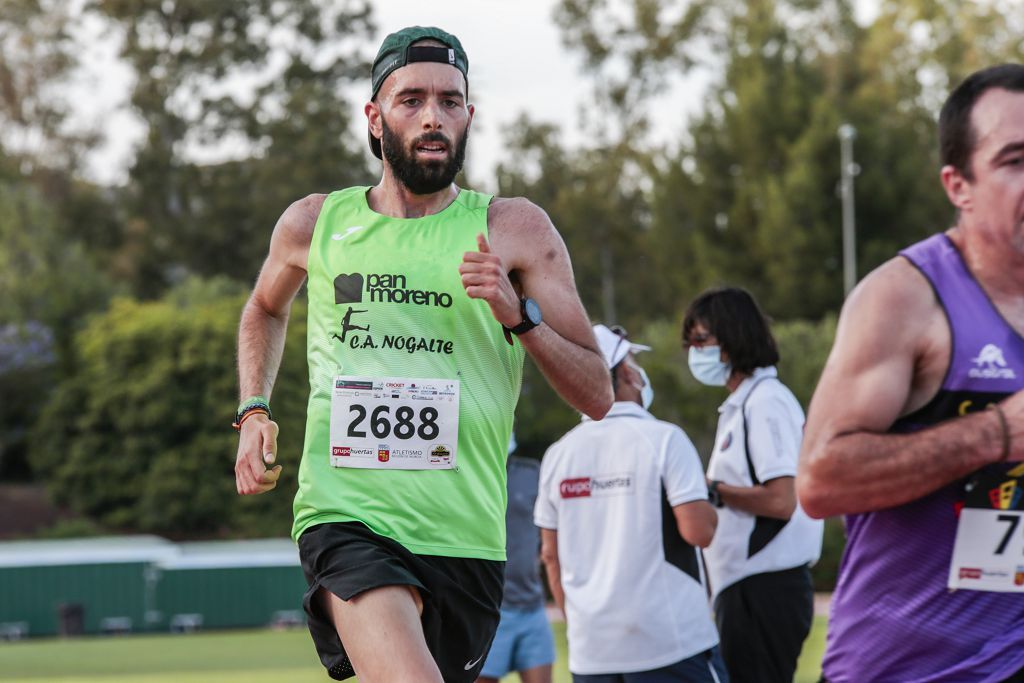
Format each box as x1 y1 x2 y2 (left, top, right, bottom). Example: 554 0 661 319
86 0 377 294
0 0 99 174
553 0 1024 320
30 286 309 537
496 115 655 330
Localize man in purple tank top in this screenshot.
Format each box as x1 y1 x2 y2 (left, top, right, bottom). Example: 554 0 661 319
798 64 1024 682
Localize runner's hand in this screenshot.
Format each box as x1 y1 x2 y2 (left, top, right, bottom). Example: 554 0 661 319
235 414 283 495
459 233 521 327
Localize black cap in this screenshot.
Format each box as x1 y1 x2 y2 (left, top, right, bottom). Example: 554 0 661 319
368 26 469 159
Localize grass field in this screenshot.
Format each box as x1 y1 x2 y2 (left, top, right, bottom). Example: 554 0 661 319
0 617 826 682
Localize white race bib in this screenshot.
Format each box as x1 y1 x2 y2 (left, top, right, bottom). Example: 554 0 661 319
329 376 459 470
948 466 1024 592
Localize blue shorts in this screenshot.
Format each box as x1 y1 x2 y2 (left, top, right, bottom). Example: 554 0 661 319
571 647 728 683
479 605 556 678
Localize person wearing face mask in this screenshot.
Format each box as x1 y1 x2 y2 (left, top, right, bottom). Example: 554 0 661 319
681 287 822 683
535 324 725 682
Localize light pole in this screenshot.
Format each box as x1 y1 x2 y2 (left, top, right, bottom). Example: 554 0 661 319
838 124 859 297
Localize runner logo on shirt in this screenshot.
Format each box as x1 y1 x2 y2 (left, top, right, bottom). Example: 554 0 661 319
969 344 1016 379
559 474 633 499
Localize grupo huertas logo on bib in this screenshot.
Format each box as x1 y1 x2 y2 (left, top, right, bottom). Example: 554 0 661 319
331 272 456 355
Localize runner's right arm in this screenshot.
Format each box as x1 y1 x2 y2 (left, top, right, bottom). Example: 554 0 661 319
797 257 1021 518
234 194 322 496
673 500 717 548
540 528 565 616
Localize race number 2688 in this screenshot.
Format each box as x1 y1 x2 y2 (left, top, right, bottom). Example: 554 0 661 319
346 404 440 440
329 376 460 471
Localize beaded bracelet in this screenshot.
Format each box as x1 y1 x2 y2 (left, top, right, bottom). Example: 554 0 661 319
237 395 270 415
233 401 272 431
233 408 270 431
988 403 1011 462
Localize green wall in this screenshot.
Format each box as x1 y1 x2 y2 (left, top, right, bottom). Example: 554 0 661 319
0 563 147 636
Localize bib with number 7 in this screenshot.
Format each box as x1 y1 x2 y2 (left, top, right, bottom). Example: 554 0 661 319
948 463 1024 592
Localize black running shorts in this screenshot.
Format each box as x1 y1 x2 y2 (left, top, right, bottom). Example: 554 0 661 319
297 521 504 681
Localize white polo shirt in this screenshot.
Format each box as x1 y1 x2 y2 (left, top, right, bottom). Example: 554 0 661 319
704 366 823 601
535 401 719 675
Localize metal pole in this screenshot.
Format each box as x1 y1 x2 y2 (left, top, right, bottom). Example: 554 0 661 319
838 124 858 297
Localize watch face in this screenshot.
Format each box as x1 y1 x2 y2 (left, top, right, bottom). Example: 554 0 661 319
524 298 542 325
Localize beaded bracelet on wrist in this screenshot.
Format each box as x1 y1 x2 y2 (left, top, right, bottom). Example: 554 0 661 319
233 403 272 431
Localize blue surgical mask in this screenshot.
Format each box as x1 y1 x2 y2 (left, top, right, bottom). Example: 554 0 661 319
688 345 731 386
637 366 654 409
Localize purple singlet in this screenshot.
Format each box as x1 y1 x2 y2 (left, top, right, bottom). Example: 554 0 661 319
822 234 1024 682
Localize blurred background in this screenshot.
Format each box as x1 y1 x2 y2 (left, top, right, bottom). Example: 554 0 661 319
0 0 1022 664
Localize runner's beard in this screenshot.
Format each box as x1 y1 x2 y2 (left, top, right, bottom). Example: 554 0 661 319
381 118 469 195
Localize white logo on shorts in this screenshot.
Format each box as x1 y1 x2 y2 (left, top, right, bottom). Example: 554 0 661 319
464 653 485 670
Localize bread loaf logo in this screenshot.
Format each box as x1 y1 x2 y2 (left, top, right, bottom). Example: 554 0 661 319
334 272 452 308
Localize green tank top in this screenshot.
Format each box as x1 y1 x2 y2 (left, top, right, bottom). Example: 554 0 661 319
292 186 524 560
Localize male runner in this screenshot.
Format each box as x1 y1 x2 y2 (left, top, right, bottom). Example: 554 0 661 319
798 64 1024 681
233 26 612 683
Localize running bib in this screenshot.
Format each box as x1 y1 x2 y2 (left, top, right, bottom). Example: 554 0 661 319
329 376 460 470
948 464 1024 592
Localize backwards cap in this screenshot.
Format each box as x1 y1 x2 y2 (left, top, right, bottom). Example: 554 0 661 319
368 26 469 159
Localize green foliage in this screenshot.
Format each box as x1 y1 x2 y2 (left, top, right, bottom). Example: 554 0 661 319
32 517 106 539
773 314 837 408
81 0 377 294
813 517 847 591
0 183 114 358
495 116 656 331
542 0 1024 324
0 0 99 172
0 180 116 483
0 355 52 480
30 289 309 537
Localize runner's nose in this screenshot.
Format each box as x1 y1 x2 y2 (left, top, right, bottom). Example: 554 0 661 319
420 99 443 131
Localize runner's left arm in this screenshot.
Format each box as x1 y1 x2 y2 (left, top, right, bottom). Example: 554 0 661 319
460 197 612 420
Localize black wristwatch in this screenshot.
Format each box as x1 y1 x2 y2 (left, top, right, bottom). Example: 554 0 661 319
503 297 542 345
708 480 725 508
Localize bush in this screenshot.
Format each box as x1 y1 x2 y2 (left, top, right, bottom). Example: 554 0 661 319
30 290 309 538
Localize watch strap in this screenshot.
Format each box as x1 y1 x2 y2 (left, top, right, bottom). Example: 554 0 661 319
502 298 540 344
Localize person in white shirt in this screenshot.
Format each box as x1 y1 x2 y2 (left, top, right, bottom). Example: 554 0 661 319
535 324 727 683
682 287 823 683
